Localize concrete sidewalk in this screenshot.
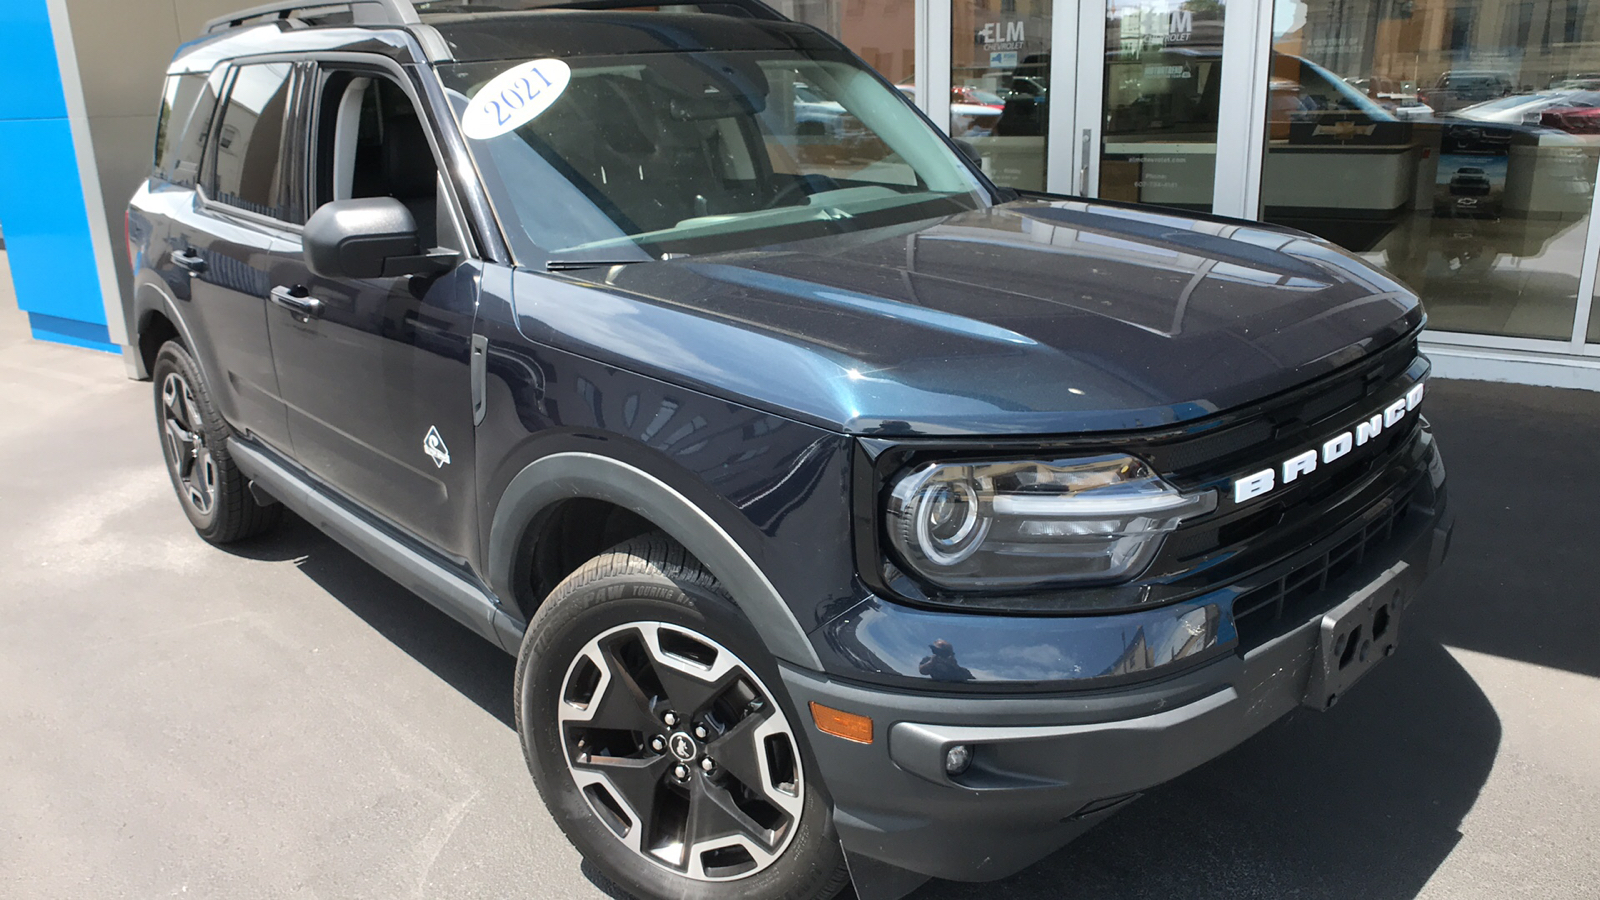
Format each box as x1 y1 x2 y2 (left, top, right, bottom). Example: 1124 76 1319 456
0 277 1596 898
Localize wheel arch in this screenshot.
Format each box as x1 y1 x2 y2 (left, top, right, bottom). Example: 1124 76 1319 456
489 452 823 670
130 277 202 382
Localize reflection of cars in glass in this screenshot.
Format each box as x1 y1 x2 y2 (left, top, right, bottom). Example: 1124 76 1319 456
1445 89 1600 127
1348 74 1434 119
1542 103 1600 134
895 84 1004 136
1549 73 1600 89
951 85 1005 108
1449 167 1492 196
1418 71 1514 114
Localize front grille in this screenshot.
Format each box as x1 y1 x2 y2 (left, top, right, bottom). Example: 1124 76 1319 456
1163 415 1421 564
1232 494 1414 651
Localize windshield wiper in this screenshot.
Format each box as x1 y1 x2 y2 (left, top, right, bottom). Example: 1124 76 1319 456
545 258 654 272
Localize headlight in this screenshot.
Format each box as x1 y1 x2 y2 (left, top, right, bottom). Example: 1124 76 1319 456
884 455 1216 591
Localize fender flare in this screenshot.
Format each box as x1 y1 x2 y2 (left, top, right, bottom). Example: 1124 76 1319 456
488 451 823 670
130 275 204 382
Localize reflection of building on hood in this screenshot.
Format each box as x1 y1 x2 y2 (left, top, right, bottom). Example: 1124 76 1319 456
919 639 974 683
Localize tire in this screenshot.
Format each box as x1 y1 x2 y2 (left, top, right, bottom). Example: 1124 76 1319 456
151 340 281 544
516 533 849 900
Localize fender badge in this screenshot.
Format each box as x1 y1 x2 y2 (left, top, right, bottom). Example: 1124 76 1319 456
423 426 451 468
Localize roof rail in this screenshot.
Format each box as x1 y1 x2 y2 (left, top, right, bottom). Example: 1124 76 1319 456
448 0 783 14
202 0 420 34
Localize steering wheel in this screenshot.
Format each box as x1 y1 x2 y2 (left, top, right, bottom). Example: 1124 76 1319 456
765 173 842 210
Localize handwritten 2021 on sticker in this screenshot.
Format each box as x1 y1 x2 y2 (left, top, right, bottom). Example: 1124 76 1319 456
461 59 572 140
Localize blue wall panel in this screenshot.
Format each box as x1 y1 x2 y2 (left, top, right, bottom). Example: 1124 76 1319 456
0 0 68 121
0 119 110 328
0 0 115 353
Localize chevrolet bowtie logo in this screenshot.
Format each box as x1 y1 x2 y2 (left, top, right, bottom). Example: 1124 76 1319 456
1313 120 1378 140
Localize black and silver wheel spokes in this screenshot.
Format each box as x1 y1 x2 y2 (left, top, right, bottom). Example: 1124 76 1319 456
558 622 805 882
161 372 215 514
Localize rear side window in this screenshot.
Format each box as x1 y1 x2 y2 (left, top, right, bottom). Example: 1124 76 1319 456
209 62 298 221
152 70 223 188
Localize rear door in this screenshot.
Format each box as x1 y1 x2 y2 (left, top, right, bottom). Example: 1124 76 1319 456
263 63 480 563
175 61 305 453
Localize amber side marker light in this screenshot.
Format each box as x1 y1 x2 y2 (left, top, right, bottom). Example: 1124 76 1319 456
809 702 874 744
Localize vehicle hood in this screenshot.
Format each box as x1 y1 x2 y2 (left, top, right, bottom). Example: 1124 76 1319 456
516 198 1422 436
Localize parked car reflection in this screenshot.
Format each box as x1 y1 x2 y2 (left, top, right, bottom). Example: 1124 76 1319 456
895 84 1006 137
1417 69 1514 114
1442 89 1600 130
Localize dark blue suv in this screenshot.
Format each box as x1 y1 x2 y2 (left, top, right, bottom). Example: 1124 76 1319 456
125 3 1452 899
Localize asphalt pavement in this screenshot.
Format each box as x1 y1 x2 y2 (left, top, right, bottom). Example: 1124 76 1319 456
2 255 1597 899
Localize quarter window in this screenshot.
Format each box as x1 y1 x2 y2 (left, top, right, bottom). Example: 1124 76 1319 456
210 63 297 221
153 70 223 188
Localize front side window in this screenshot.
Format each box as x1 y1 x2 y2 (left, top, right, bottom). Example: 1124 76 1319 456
439 50 989 264
210 62 297 221
312 71 442 247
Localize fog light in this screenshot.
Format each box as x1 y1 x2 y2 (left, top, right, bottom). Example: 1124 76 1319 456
944 744 973 776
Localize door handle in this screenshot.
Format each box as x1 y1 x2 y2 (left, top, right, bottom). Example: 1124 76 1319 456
1079 128 1093 196
171 248 207 273
269 285 324 318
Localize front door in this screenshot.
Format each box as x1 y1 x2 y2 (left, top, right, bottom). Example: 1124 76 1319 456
264 65 479 562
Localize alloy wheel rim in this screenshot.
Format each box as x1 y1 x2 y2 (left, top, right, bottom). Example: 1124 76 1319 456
557 621 804 882
160 372 215 515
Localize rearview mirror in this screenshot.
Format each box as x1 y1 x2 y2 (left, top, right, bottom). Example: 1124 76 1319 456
303 197 457 280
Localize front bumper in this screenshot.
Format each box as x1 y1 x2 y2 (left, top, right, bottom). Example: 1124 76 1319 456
781 477 1451 883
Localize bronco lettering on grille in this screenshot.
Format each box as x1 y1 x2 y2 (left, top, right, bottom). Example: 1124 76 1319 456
1233 383 1425 505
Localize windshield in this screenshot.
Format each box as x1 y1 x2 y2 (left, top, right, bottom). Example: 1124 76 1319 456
439 50 991 265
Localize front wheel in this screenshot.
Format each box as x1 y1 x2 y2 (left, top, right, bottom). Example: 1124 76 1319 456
515 535 848 900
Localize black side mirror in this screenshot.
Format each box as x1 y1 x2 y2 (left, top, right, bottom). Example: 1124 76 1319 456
953 139 982 165
303 197 457 280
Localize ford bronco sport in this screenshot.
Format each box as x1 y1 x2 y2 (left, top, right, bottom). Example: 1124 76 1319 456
125 2 1452 899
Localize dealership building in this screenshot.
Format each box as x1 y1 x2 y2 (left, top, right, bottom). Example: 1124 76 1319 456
4 0 1600 389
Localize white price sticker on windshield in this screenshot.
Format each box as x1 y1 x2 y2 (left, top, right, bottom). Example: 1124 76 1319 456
461 59 572 140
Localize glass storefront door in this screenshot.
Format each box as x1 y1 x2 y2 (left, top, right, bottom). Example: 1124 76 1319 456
946 0 1232 203
1096 0 1230 210
951 0 1055 190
